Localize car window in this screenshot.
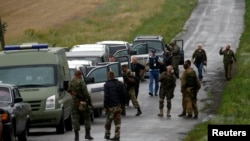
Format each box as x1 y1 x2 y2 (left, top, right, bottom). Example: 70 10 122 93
88 67 108 83
109 64 120 77
113 49 129 57
133 41 163 54
0 87 11 102
13 88 21 99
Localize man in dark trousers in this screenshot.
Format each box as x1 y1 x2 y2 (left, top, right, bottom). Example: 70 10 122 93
130 56 146 99
104 71 126 141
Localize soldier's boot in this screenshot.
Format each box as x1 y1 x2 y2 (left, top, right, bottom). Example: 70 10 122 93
104 133 110 140
167 109 171 117
135 107 142 116
178 111 186 117
74 130 79 141
85 129 94 140
157 109 163 117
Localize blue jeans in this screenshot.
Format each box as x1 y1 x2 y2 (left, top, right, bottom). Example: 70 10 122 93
149 69 160 95
196 63 204 80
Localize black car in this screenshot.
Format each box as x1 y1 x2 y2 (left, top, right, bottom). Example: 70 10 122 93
0 83 31 141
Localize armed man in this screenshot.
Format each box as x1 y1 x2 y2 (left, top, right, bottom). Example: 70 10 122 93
121 64 142 116
180 60 201 119
69 70 94 141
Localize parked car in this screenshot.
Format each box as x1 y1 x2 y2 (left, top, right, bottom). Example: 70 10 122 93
70 44 110 62
96 40 131 55
127 35 184 77
0 114 3 140
0 83 32 141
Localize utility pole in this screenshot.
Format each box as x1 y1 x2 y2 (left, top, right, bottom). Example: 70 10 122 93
0 17 6 50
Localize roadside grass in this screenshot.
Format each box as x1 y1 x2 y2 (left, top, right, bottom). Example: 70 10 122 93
183 0 250 141
5 0 197 48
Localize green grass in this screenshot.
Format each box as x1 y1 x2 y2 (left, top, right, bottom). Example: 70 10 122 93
5 0 197 48
183 0 250 140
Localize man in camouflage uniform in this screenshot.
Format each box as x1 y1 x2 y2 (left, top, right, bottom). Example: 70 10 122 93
219 44 237 80
167 41 180 78
104 71 126 141
158 65 176 117
121 64 142 116
69 70 93 141
180 60 201 119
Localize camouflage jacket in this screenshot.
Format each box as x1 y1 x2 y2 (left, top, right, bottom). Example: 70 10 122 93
159 71 176 90
69 78 92 108
219 48 237 63
181 68 201 92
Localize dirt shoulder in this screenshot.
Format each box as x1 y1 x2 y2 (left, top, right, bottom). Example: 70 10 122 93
0 0 105 40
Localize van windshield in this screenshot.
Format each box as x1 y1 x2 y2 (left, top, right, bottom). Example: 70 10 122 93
0 65 56 87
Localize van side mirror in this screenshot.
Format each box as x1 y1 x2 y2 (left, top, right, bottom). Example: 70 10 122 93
14 97 23 103
85 77 95 84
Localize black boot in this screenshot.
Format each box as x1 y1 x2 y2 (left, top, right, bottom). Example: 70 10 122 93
178 112 186 117
74 130 79 141
110 136 120 141
135 107 142 116
85 129 94 140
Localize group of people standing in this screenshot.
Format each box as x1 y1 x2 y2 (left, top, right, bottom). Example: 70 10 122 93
68 42 237 141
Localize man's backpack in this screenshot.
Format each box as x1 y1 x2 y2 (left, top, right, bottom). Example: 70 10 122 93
185 71 198 88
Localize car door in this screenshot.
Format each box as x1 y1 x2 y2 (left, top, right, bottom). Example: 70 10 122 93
12 88 27 133
174 39 184 65
107 62 124 82
85 66 108 108
132 43 148 55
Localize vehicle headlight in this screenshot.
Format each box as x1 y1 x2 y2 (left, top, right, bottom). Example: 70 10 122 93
45 95 56 110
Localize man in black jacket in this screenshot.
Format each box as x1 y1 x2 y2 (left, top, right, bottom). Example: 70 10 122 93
104 71 126 141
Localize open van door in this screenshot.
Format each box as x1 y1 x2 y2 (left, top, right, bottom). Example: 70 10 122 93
174 39 184 65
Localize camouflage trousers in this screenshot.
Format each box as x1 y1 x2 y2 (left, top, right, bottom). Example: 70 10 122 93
159 90 174 110
172 56 180 77
184 88 198 116
72 106 91 131
105 106 122 137
127 87 140 108
224 62 233 79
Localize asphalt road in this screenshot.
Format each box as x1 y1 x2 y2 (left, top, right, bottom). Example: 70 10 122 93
28 0 245 141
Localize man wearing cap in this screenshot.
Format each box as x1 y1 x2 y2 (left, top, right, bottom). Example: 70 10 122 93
146 49 164 96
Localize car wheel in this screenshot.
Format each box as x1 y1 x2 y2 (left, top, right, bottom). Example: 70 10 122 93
64 115 72 131
56 116 65 134
17 125 28 141
2 126 15 141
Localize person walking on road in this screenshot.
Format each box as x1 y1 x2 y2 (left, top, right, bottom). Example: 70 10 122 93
130 56 146 99
180 60 201 119
146 49 164 96
121 64 142 116
69 70 94 141
219 44 237 80
167 41 180 78
191 44 207 81
158 65 176 117
104 71 126 141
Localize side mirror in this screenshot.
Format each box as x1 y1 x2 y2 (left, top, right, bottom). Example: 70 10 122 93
85 77 95 84
14 97 23 103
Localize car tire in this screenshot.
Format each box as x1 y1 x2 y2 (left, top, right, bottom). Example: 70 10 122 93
56 116 65 134
64 115 72 131
17 124 28 141
2 126 15 141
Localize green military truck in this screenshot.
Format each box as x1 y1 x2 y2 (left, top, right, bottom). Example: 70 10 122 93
0 43 72 134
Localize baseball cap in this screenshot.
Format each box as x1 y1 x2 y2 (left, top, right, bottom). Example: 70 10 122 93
151 49 156 53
